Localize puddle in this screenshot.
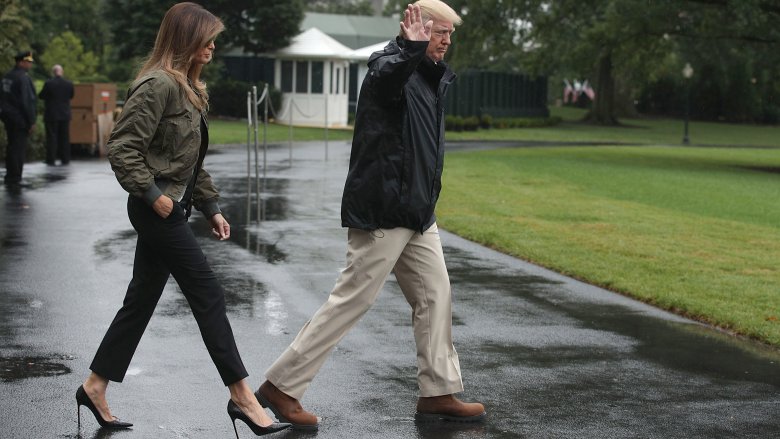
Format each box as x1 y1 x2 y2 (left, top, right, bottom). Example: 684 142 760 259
1 236 26 249
0 354 72 382
232 228 287 263
217 177 291 223
154 269 270 319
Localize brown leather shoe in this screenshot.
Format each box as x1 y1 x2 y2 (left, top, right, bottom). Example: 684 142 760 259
255 380 320 430
415 394 487 422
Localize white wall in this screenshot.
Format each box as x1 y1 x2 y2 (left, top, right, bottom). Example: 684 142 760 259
274 59 350 127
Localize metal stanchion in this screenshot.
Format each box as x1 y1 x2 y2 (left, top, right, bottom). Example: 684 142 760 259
324 93 329 161
246 92 252 226
288 97 293 164
252 86 260 223
262 84 268 187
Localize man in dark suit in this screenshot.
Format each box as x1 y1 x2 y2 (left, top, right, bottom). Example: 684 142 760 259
39 64 74 165
1 50 37 185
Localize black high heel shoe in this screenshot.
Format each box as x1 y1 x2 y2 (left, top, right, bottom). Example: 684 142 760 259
227 399 291 438
76 385 133 429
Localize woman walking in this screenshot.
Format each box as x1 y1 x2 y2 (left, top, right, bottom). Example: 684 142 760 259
75 3 289 437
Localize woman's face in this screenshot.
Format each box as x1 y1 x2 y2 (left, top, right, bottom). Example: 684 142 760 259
194 39 215 66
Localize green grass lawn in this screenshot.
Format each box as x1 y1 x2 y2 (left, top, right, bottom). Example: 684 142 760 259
209 118 353 144
210 107 780 148
438 145 780 346
447 106 780 147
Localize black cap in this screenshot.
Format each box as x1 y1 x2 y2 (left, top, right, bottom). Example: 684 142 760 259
14 51 34 62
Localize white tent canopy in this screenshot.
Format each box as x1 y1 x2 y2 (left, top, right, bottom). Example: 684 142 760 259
347 41 390 61
273 28 353 127
276 27 354 60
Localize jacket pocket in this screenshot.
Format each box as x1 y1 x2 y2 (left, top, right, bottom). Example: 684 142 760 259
165 112 199 173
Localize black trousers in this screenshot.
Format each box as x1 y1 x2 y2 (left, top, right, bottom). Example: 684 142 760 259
3 123 27 184
45 120 70 164
90 196 248 386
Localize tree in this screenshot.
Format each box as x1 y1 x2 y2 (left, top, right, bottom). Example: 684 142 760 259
24 0 109 63
306 0 375 15
447 0 531 72
0 0 31 73
524 0 780 124
103 1 304 59
203 0 305 55
522 0 683 124
39 31 100 81
384 0 531 72
103 0 175 60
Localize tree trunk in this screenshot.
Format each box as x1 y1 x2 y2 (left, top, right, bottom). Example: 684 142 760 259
586 51 619 125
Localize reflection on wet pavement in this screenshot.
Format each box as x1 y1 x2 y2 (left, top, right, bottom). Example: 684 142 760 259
1 234 26 249
218 177 290 222
444 239 780 387
93 230 136 262
0 355 72 381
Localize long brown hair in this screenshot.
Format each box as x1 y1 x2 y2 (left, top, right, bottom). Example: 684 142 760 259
137 2 224 111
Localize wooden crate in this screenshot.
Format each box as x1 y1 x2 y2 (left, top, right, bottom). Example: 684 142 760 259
69 109 97 144
72 83 117 114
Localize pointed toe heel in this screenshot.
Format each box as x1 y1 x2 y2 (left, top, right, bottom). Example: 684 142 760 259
76 385 133 429
227 399 291 438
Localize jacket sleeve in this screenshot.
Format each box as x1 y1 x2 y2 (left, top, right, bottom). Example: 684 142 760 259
192 167 221 218
106 77 170 205
366 38 429 103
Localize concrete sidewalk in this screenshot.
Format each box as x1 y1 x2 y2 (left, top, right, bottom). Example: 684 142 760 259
0 141 778 438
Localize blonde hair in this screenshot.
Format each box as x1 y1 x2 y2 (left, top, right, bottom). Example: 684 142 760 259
415 0 462 26
137 2 224 111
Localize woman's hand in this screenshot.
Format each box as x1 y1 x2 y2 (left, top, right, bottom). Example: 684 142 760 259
152 195 174 218
400 3 432 42
210 213 230 240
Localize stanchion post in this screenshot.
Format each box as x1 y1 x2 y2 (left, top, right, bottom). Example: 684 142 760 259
262 83 268 186
324 93 329 161
246 91 252 226
252 86 260 223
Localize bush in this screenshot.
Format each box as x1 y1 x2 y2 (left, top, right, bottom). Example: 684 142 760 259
479 114 493 129
463 116 480 131
208 78 281 120
0 120 45 164
445 115 464 131
491 116 561 129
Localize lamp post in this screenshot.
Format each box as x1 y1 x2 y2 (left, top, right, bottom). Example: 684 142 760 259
682 63 694 145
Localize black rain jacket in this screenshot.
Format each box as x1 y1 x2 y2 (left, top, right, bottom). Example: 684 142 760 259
1 67 37 129
341 37 455 233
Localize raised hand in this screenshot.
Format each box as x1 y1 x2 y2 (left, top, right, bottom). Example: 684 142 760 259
400 3 432 42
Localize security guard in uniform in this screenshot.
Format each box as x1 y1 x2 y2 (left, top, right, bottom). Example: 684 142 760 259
1 50 37 185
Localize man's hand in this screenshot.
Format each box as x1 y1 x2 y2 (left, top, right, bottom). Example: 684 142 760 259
210 213 230 241
400 3 432 42
152 195 174 218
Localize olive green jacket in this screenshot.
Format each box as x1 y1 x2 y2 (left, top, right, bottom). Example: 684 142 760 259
107 70 221 218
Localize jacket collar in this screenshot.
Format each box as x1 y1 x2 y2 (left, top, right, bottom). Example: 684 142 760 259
418 56 446 87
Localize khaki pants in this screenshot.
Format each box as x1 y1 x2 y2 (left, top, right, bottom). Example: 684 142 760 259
266 223 464 399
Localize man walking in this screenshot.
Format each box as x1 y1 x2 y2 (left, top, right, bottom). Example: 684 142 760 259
39 64 74 165
255 0 486 429
1 50 37 186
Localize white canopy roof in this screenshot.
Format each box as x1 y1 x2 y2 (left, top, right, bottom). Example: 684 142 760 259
348 41 391 61
275 27 353 60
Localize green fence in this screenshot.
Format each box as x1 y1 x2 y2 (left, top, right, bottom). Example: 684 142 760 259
447 70 549 118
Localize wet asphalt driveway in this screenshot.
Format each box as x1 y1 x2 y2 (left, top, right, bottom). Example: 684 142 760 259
1 141 779 439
